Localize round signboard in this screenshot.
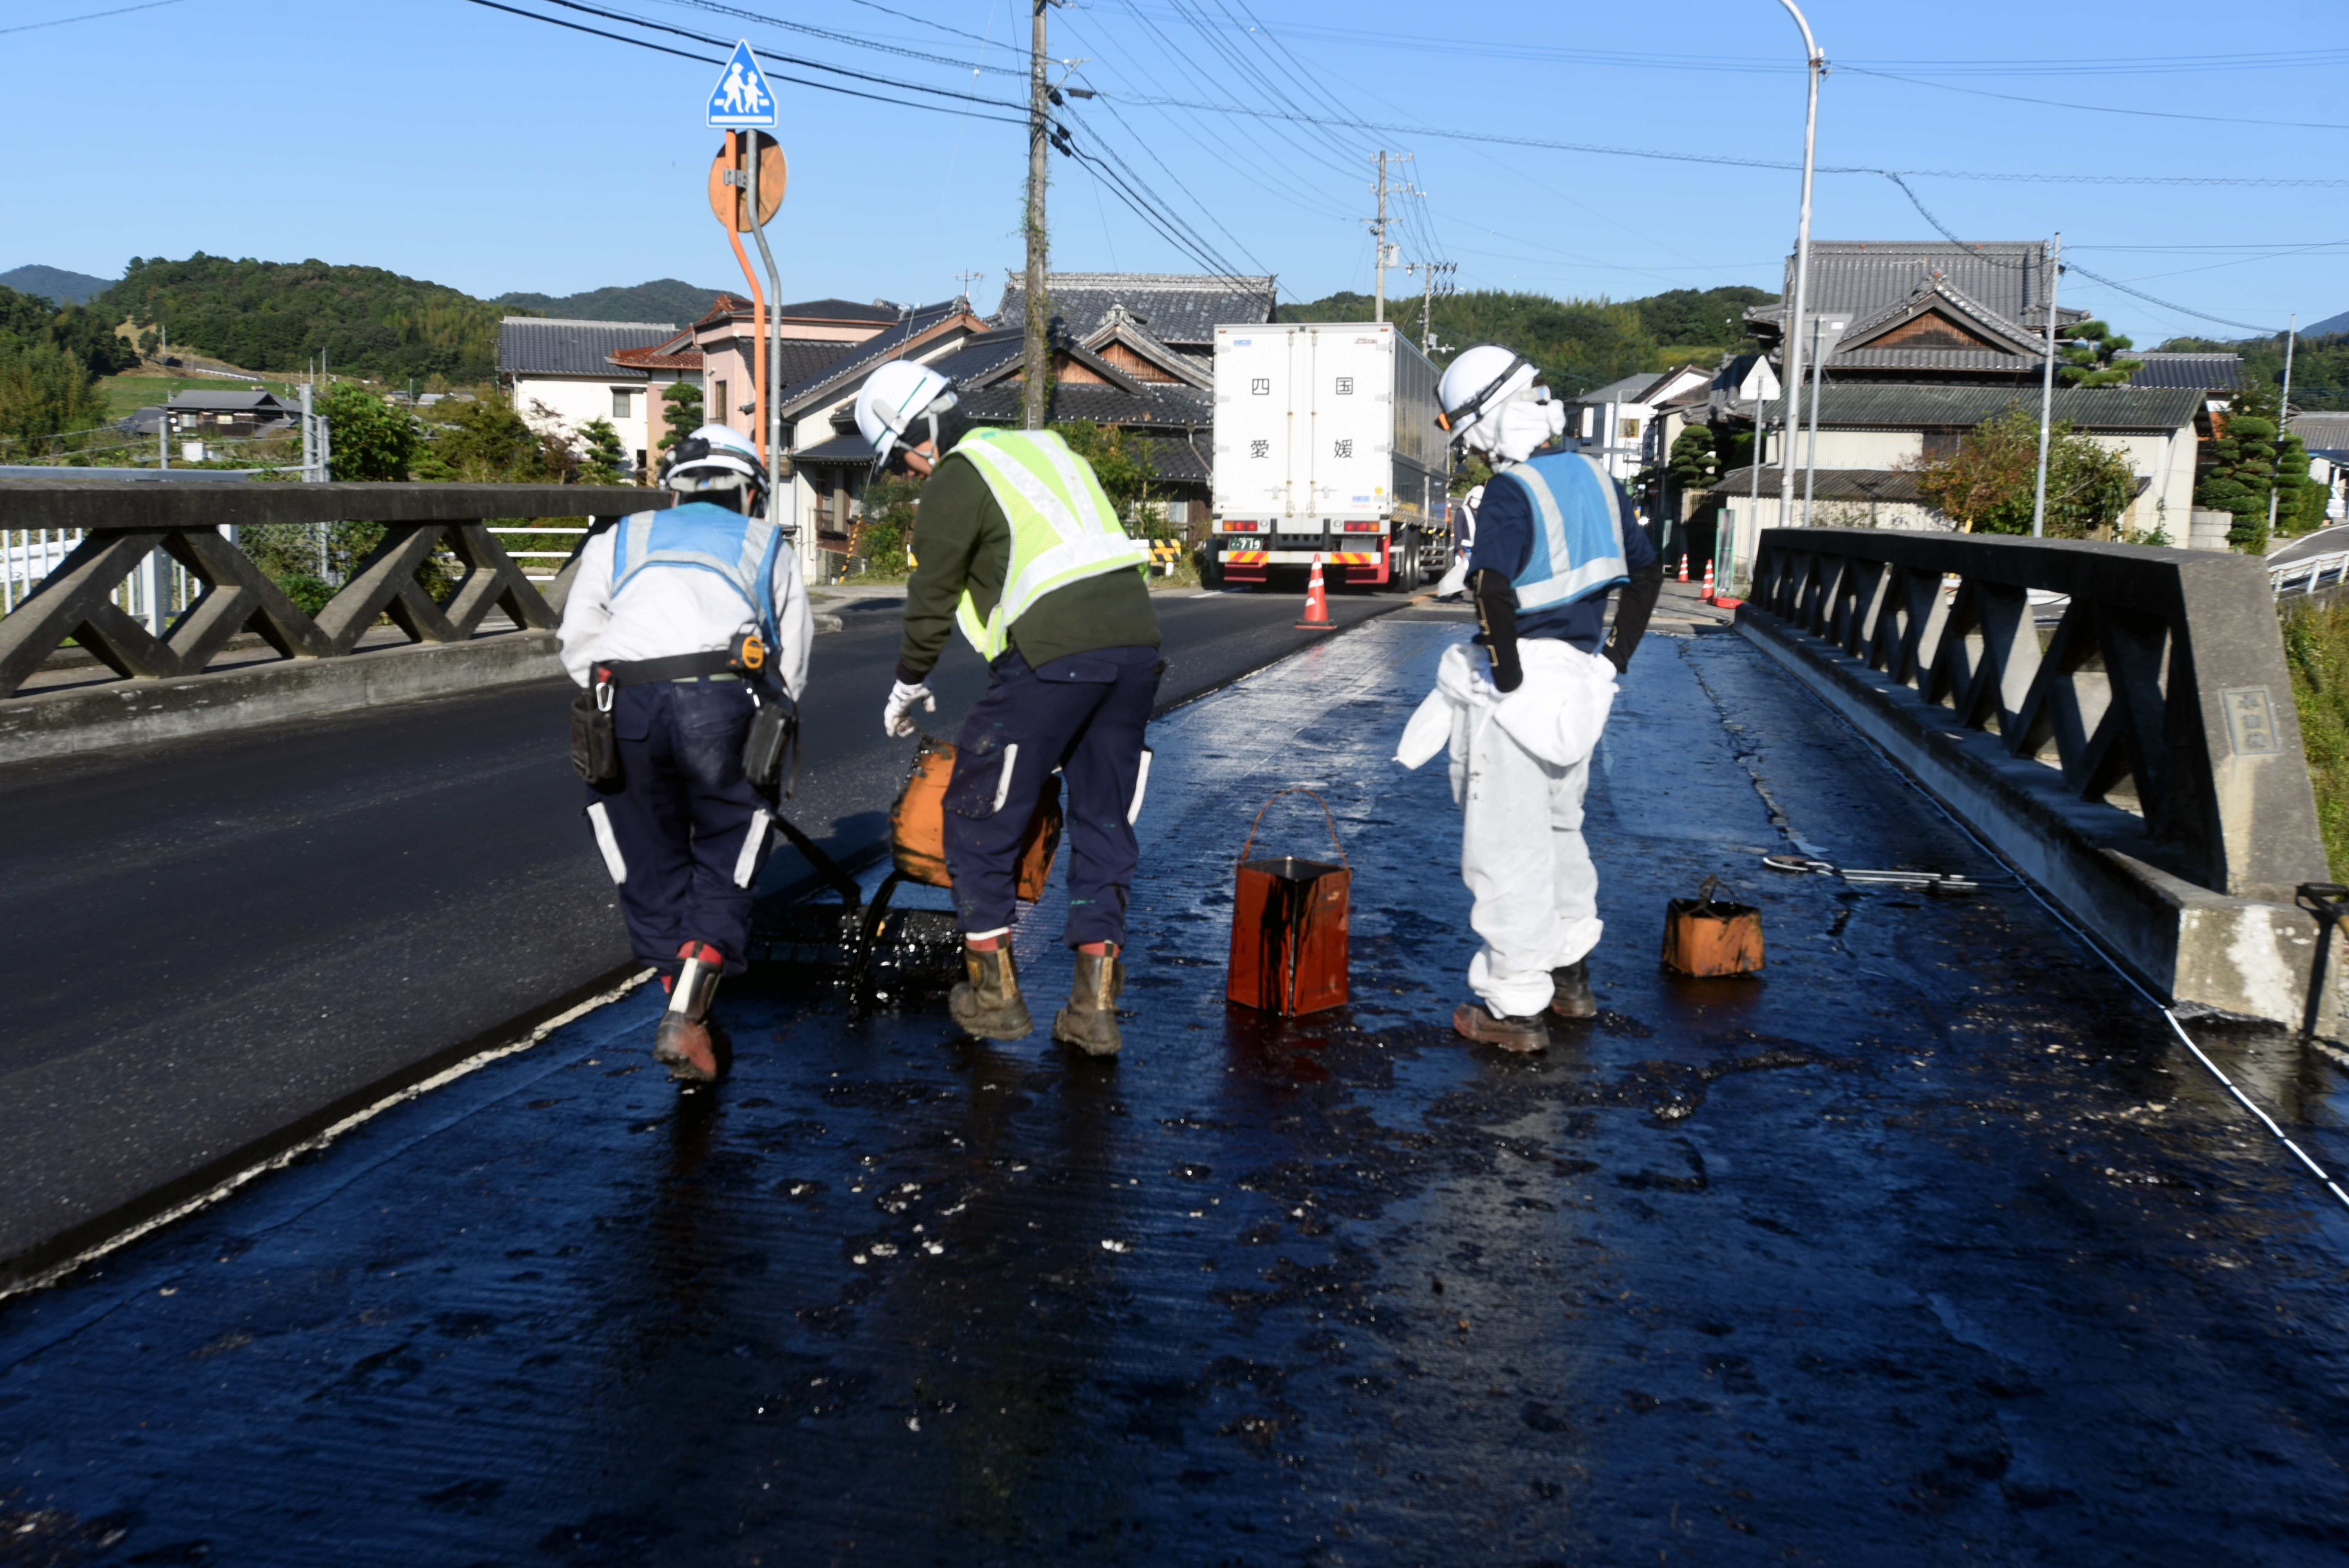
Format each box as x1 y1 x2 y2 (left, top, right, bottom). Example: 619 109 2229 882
708 132 786 232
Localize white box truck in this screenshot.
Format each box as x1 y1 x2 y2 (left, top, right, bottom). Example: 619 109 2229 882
1206 322 1451 591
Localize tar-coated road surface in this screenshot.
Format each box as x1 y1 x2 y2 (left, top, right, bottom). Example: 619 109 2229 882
2 617 2344 1563
0 584 1400 1279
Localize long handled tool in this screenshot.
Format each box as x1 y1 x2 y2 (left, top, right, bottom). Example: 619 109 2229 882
1762 852 1983 895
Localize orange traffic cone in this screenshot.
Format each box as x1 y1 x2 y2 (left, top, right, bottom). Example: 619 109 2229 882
1702 558 1716 600
1677 552 1690 583
1295 553 1334 631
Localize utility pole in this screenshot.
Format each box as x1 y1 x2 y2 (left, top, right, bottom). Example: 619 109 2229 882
2029 232 2063 539
2269 312 2298 542
1774 0 1822 533
1365 152 1417 324
1022 0 1055 430
1406 260 1456 353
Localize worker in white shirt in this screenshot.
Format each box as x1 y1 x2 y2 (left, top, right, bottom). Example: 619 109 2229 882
557 424 814 1082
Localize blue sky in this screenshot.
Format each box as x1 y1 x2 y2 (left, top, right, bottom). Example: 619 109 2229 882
2 0 2342 343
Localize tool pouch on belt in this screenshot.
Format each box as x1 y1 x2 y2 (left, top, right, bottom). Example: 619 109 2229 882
741 687 797 796
570 667 621 786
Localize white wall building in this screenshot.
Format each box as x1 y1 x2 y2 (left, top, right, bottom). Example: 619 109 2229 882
498 318 688 479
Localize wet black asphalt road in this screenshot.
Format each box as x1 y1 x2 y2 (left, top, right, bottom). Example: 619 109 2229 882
0 586 1397 1281
4 620 2345 1563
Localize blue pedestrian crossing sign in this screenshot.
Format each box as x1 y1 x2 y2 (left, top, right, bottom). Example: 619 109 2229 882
706 39 777 128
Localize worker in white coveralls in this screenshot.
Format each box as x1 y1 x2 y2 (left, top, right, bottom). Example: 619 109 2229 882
558 424 814 1083
1398 346 1663 1051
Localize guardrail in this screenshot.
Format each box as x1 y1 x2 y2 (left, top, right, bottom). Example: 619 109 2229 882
1739 526 2335 1027
2271 549 2349 599
0 481 666 700
1745 527 2322 902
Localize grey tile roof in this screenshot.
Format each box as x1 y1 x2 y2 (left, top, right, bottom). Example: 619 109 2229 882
922 328 1027 388
500 318 676 378
2121 352 2243 391
1706 465 1929 502
2291 412 2349 455
1755 383 2205 432
958 381 1212 428
1769 242 2056 325
993 272 1277 347
791 431 877 465
164 390 294 413
772 301 973 413
1575 373 1662 404
1131 430 1212 484
1826 349 2040 372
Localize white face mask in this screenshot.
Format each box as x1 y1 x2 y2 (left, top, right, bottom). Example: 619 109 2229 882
1471 394 1566 465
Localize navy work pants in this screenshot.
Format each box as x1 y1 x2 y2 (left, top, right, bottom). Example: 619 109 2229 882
582 677 772 978
943 645 1162 948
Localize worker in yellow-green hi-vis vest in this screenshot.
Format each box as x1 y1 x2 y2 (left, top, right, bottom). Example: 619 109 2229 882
854 361 1162 1058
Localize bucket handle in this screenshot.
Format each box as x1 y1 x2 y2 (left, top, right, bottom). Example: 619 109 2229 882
1695 873 1736 911
1238 787 1349 870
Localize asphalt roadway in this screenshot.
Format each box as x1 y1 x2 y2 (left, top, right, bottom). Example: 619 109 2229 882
0 583 1399 1286
2 615 2345 1563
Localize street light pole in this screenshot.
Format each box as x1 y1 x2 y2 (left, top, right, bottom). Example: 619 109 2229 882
1022 0 1052 430
1774 0 1822 534
2030 232 2062 539
2269 312 2298 543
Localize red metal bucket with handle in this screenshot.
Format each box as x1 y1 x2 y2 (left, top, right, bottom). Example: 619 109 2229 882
1226 788 1351 1016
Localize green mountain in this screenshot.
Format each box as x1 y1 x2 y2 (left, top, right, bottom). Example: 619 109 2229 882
1279 284 1775 393
96 255 515 383
492 278 731 326
1 264 116 305
2161 331 2349 412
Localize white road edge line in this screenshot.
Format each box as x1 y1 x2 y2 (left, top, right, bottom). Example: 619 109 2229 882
0 970 654 1304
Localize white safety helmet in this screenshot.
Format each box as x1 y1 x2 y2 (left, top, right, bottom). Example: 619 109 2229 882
660 422 767 502
1439 342 1568 465
855 360 958 474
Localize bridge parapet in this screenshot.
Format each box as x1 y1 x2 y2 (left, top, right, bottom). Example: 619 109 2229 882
0 481 666 700
1740 526 2336 1028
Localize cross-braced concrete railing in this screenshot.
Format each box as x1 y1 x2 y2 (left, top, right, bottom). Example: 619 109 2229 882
0 481 668 700
1739 527 2337 1028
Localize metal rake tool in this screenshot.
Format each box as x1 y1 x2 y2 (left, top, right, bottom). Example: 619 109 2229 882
1762 852 1983 895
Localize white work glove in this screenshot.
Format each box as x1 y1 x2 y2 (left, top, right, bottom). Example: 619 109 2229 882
1433 553 1470 599
883 679 935 738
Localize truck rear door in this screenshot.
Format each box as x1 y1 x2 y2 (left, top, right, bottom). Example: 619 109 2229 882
1307 326 1394 524
1214 326 1295 523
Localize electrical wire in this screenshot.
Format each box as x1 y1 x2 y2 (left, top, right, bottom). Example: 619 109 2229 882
1839 64 2349 134
1089 88 2349 188
1878 171 2287 335
462 0 1032 125
649 0 1025 76
0 0 188 35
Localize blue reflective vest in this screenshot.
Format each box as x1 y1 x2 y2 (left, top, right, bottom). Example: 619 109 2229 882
611 501 784 642
1491 452 1629 612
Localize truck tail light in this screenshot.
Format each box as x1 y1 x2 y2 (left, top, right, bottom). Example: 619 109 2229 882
1340 520 1380 532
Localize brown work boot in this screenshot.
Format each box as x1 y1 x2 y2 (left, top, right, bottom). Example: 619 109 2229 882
1053 946 1126 1058
950 941 1034 1041
1453 1001 1550 1053
653 940 727 1083
1549 958 1597 1019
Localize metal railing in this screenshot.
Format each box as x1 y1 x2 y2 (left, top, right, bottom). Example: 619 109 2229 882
1745 526 2324 901
2271 549 2349 598
0 481 666 700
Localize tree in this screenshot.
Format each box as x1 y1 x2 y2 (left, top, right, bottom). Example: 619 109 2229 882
576 416 626 485
1049 421 1157 530
1667 425 1718 492
852 472 920 577
2198 381 2284 552
658 381 704 454
318 383 418 481
413 392 557 482
0 337 108 447
2057 319 2137 387
1911 403 2138 538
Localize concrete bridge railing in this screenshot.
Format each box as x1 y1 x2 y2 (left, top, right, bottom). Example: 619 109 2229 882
0 480 668 700
1737 526 2338 1030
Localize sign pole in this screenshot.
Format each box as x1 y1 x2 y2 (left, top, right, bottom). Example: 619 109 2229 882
745 141 787 536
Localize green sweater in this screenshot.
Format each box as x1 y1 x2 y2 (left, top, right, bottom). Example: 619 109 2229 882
895 450 1162 681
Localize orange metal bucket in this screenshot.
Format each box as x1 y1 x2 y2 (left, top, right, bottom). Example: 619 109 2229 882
1225 788 1351 1016
889 737 1062 903
1661 875 1765 976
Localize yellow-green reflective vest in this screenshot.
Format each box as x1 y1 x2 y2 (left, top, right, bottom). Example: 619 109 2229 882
949 428 1152 659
